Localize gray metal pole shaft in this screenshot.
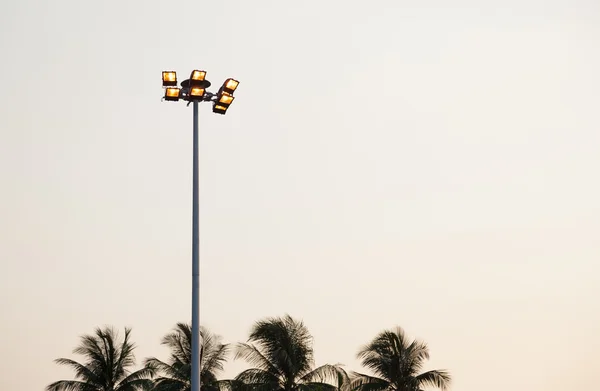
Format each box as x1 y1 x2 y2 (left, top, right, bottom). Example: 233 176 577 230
191 101 201 391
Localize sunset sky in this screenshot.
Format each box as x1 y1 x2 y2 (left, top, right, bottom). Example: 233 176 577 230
1 1 599 391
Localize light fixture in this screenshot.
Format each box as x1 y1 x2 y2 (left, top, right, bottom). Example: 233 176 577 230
213 104 228 114
161 70 239 112
221 78 239 95
162 71 177 87
164 87 181 101
217 93 235 107
189 70 207 86
188 87 205 100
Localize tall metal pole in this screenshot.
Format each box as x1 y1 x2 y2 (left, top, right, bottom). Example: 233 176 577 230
191 101 201 391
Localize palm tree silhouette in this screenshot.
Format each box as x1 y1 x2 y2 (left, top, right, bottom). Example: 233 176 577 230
144 323 229 391
46 326 153 391
234 315 348 391
350 327 450 391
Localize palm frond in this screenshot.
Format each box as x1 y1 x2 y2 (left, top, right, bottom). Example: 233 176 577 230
299 364 348 389
94 326 117 383
348 373 389 391
356 341 393 382
152 377 189 391
234 343 281 377
415 370 451 391
145 357 188 382
216 379 245 391
162 323 192 363
234 368 281 388
202 379 235 391
114 378 154 391
201 329 230 375
232 380 281 391
298 382 340 391
402 340 429 377
404 339 429 363
117 366 156 386
46 380 98 391
114 327 137 380
73 334 107 373
54 358 101 386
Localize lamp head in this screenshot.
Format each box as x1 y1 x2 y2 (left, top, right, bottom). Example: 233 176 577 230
164 87 181 101
220 78 239 95
162 71 177 87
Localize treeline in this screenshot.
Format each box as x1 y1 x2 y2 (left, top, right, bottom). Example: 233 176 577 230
46 314 451 391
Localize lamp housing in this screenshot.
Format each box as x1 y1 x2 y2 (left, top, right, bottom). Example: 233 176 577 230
220 78 239 95
216 93 235 107
188 86 206 100
162 71 177 87
164 87 181 101
189 70 207 87
213 104 228 115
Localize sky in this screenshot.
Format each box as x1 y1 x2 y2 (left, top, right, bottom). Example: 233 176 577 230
1 0 599 390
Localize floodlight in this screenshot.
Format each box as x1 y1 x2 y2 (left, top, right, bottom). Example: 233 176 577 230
164 87 181 101
189 87 205 100
221 78 239 95
213 104 228 115
190 70 207 86
217 93 235 107
162 71 177 87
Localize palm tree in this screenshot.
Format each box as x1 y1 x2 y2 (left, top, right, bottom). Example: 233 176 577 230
144 323 229 391
350 327 450 391
234 315 348 391
47 326 154 391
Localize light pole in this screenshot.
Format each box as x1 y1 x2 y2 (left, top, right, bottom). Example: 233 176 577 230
161 70 240 391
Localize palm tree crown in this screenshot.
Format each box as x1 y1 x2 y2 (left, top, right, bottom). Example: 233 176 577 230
47 326 153 391
234 315 348 391
144 323 229 391
351 327 450 391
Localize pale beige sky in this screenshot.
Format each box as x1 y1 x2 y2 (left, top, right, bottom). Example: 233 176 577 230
1 1 599 391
